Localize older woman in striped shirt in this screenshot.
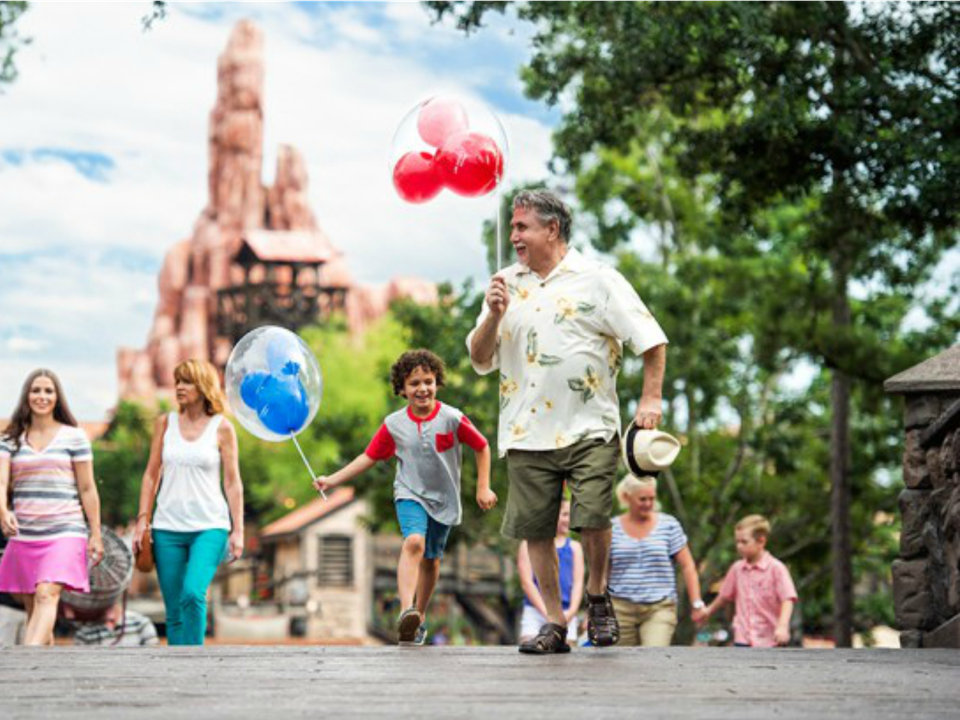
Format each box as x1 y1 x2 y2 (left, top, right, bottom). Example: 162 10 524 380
608 475 705 646
0 369 103 646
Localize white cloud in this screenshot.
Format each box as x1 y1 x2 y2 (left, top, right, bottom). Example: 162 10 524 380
6 337 48 353
0 2 555 420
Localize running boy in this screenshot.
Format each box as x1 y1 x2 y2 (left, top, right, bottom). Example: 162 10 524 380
313 349 496 644
698 514 798 647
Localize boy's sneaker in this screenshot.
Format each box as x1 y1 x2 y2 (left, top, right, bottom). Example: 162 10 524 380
397 607 422 644
412 624 428 646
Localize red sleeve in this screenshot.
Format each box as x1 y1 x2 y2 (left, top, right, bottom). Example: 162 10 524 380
364 424 396 461
456 415 488 451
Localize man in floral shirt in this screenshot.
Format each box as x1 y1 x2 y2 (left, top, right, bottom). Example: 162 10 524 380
468 189 668 654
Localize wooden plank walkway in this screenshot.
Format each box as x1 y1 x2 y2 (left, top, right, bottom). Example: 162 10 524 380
1 646 958 719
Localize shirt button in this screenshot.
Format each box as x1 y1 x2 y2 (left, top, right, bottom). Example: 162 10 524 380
531 382 536 388
530 408 537 414
536 307 541 312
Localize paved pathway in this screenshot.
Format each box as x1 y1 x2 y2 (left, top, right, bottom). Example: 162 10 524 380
2 646 958 719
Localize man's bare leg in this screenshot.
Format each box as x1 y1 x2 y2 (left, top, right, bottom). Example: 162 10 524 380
580 526 611 596
527 538 565 626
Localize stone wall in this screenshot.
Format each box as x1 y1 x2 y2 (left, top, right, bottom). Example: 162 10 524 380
886 346 960 648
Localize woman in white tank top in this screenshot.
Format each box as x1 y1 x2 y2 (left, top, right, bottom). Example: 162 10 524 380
132 360 244 645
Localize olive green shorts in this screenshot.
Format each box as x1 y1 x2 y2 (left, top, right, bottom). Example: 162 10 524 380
501 435 619 540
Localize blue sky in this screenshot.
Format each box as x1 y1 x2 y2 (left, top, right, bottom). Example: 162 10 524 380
0 2 559 419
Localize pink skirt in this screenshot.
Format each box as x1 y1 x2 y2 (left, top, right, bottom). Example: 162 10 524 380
0 537 90 594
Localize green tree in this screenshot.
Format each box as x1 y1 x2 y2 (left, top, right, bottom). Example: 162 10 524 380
428 0 959 647
0 1 29 89
94 400 160 527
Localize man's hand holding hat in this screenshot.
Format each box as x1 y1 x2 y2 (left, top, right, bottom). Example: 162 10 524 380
635 395 663 430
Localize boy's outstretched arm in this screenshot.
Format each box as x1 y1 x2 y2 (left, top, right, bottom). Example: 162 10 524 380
474 444 497 510
314 454 376 494
775 600 795 645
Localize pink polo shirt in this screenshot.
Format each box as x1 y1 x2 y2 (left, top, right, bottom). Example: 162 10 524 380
719 552 798 647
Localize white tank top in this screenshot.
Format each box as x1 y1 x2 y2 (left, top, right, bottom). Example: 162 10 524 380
151 413 231 532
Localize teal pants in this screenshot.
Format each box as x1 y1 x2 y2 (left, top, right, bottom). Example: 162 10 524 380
153 528 227 646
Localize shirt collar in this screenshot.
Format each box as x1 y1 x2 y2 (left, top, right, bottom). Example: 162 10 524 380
745 551 772 571
407 400 441 424
515 246 588 280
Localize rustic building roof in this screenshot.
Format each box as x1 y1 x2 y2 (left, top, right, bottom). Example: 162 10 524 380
885 345 960 394
260 487 356 540
242 229 337 264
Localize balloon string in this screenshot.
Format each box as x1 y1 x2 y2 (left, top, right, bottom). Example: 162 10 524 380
291 433 326 500
496 184 503 273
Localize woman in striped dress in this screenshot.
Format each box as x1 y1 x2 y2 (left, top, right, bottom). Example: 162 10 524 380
607 475 705 646
0 369 103 646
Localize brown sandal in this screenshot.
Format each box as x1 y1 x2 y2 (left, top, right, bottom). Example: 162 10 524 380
586 590 620 646
519 622 571 655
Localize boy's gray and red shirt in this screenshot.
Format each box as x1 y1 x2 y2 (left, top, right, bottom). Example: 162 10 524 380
364 402 487 526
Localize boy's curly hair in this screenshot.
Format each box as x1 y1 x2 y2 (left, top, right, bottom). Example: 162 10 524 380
390 349 446 396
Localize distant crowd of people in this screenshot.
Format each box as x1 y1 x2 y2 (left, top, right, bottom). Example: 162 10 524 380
0 190 796 651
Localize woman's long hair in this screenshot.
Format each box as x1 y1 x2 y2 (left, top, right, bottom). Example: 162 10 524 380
2 369 79 452
173 360 226 416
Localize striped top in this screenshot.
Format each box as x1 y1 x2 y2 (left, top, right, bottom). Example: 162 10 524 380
608 513 687 604
0 425 91 542
74 610 159 647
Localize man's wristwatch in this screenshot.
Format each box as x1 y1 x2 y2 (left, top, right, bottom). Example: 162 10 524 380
692 600 706 610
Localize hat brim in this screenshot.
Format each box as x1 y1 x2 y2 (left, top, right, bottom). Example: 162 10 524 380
622 421 681 475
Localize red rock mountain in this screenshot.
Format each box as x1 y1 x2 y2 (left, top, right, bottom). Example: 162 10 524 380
118 20 435 401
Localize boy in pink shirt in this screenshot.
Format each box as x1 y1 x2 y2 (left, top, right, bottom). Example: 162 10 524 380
700 515 798 647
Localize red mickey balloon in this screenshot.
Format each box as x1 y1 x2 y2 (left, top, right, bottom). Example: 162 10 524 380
435 132 505 198
417 97 470 148
392 151 443 204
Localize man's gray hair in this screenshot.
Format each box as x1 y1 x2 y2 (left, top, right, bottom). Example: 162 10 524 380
513 189 572 243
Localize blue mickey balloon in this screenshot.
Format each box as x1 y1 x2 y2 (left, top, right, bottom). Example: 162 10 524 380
256 374 310 436
225 326 322 443
266 333 304 376
239 371 270 410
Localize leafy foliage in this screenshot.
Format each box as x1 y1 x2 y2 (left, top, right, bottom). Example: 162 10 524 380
0 1 30 89
93 401 158 527
426 0 958 640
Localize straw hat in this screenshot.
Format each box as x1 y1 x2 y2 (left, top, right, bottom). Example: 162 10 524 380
621 420 681 478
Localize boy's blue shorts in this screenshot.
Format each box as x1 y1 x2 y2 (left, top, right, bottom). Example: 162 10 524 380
395 499 452 559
